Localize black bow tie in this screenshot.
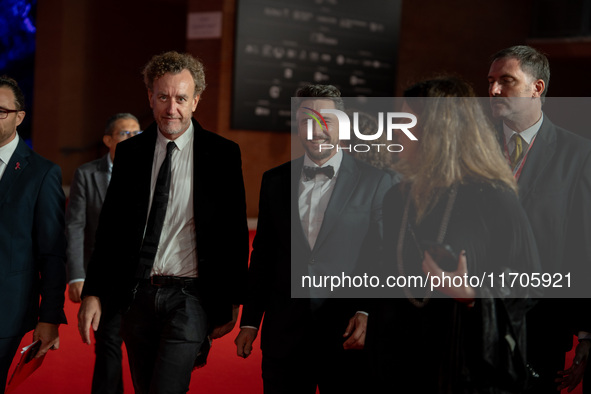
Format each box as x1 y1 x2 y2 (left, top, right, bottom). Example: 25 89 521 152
303 165 335 180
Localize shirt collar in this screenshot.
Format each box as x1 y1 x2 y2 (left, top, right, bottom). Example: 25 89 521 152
156 121 194 151
107 154 113 173
303 149 343 176
503 112 544 145
0 133 19 165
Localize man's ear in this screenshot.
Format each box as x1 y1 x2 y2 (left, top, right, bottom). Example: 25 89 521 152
15 110 25 127
192 94 200 112
532 79 545 98
103 134 112 149
148 90 154 108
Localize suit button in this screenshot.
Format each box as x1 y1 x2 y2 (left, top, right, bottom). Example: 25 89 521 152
309 259 316 265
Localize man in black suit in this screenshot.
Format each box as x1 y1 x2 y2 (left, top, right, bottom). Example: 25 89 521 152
78 52 249 394
66 113 140 394
487 45 591 393
235 85 393 393
0 76 67 393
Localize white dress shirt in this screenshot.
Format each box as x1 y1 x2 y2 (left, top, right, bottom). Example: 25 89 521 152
149 123 198 278
0 133 19 180
107 154 113 183
503 113 544 157
298 150 343 249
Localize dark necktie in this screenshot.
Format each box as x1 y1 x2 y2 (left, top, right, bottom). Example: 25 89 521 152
136 141 176 279
303 165 335 181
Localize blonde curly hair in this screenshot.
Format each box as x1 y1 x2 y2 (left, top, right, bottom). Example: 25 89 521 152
142 51 206 97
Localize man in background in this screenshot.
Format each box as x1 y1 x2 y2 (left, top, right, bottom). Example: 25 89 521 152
487 45 591 393
66 112 140 393
0 76 67 392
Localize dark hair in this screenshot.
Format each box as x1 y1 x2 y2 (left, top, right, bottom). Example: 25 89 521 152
295 84 344 110
104 113 139 135
491 45 550 99
142 51 206 97
0 75 25 111
403 76 476 112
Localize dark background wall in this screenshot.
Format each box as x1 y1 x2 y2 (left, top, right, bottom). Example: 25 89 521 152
28 0 591 217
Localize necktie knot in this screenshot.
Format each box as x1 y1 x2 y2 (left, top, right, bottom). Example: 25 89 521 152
303 165 335 181
166 141 176 156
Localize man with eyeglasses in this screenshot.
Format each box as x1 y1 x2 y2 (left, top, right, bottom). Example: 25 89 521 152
65 112 140 394
0 76 67 393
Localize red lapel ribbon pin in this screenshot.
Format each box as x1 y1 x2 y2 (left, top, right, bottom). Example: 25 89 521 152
15 162 21 170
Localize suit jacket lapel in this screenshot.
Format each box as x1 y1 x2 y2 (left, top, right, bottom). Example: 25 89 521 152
313 154 358 251
192 119 215 240
92 154 110 204
517 117 556 204
291 157 311 253
133 124 158 231
0 138 30 204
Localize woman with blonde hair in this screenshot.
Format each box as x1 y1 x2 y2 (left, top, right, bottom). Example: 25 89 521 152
366 77 540 393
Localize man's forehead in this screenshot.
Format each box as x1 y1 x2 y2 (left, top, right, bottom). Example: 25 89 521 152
114 118 139 129
153 71 195 89
490 57 528 77
0 86 16 104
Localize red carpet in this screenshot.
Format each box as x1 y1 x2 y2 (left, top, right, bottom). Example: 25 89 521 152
4 227 584 393
7 305 263 393
7 231 263 394
8 309 583 394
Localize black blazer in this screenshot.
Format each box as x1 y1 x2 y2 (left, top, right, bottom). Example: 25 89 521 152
82 119 249 327
503 117 591 350
0 138 67 337
515 117 591 281
240 153 393 358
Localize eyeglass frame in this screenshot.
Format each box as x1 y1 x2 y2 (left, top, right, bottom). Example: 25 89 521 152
0 108 22 119
112 130 142 138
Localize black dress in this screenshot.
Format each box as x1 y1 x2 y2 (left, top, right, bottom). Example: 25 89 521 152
366 181 541 394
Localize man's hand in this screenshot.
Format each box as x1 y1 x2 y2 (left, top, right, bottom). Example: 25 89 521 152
33 322 60 359
235 327 258 358
68 281 84 303
343 312 367 350
77 296 101 344
211 305 240 339
556 339 591 392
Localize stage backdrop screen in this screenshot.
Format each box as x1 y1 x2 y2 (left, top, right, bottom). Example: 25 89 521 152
232 0 401 132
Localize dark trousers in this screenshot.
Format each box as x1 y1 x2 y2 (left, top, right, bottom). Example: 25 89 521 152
92 310 123 394
261 347 368 394
261 305 368 394
0 336 22 394
121 281 208 394
584 359 591 394
525 347 565 394
525 301 571 394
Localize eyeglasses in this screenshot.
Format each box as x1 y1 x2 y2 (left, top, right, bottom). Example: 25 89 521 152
0 109 21 119
113 130 142 138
